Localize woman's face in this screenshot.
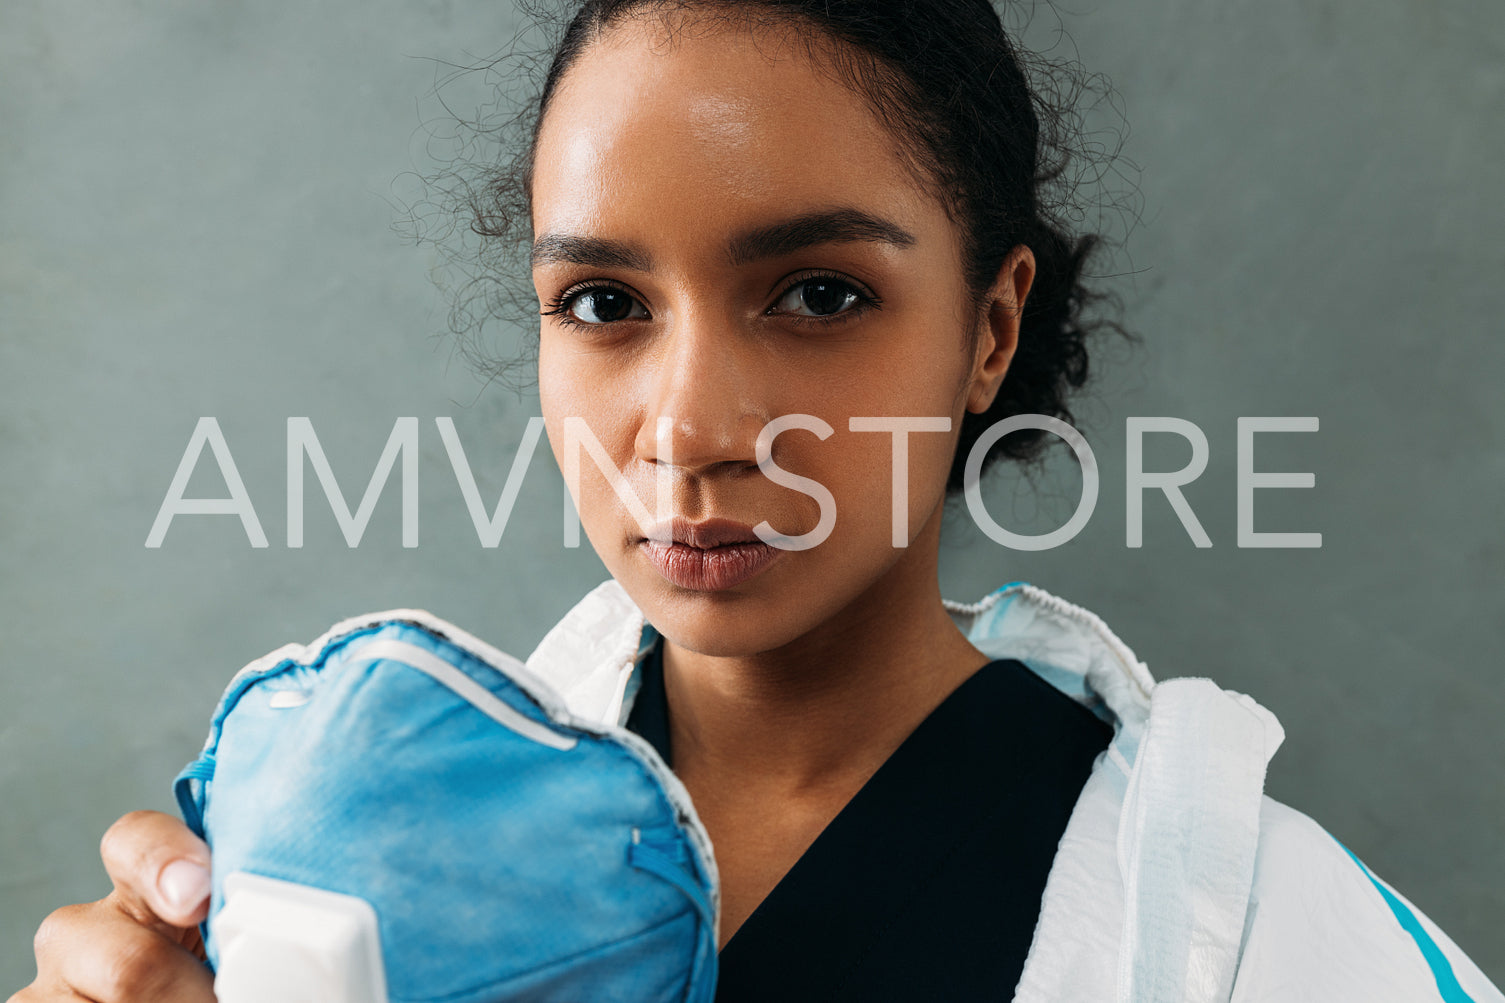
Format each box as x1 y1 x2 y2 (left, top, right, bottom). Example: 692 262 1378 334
531 15 1027 657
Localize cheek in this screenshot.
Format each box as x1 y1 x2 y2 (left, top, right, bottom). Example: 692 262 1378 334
538 342 638 534
901 427 962 533
815 424 958 548
817 345 970 541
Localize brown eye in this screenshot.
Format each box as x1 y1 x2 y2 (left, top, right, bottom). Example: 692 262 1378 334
566 287 648 324
773 278 862 318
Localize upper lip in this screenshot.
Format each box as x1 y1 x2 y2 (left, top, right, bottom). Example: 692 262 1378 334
642 517 764 549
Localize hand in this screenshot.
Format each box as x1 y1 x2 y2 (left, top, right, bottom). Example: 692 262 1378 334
10 811 216 1002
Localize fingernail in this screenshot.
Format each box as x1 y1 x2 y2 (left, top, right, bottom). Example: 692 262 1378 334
158 859 211 913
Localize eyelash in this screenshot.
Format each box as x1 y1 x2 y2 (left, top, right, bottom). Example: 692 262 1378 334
539 279 640 331
539 270 881 331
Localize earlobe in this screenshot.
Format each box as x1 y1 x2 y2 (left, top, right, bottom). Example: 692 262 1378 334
965 246 1036 414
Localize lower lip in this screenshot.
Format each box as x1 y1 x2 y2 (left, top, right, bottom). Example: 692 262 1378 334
641 540 784 591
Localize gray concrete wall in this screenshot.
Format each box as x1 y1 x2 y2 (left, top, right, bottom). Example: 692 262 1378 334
2 0 1500 987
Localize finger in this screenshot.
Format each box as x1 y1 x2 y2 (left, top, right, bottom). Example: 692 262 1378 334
34 902 215 1003
99 811 212 930
7 987 90 1003
7 988 90 1003
7 989 91 1003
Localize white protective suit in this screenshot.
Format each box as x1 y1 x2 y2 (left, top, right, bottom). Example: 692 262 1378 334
521 577 1503 1003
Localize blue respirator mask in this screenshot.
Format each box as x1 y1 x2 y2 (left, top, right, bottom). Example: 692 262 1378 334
174 609 718 1003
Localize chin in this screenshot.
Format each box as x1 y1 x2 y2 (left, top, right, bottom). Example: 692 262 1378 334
646 585 795 657
655 623 770 659
617 563 825 659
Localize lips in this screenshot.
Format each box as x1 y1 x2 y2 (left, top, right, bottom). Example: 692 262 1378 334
639 518 784 591
639 516 772 549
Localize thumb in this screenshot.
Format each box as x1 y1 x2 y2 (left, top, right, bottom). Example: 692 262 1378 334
100 810 213 930
157 858 213 922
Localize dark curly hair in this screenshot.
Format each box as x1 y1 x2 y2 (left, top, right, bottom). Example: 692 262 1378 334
400 0 1138 494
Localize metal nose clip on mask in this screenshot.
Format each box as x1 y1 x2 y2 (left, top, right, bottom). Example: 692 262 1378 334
174 610 719 1003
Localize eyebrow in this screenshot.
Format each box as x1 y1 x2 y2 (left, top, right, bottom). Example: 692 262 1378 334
529 207 917 270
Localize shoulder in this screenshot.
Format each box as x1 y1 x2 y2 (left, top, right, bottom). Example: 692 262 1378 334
1233 796 1503 1002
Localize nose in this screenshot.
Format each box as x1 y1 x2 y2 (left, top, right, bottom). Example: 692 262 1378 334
633 314 768 477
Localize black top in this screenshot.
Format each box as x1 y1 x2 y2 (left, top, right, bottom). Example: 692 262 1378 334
624 641 1114 1002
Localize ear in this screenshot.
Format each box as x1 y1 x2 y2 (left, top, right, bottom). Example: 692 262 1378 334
966 245 1036 414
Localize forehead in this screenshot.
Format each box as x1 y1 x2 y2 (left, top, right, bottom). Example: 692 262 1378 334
530 15 931 242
